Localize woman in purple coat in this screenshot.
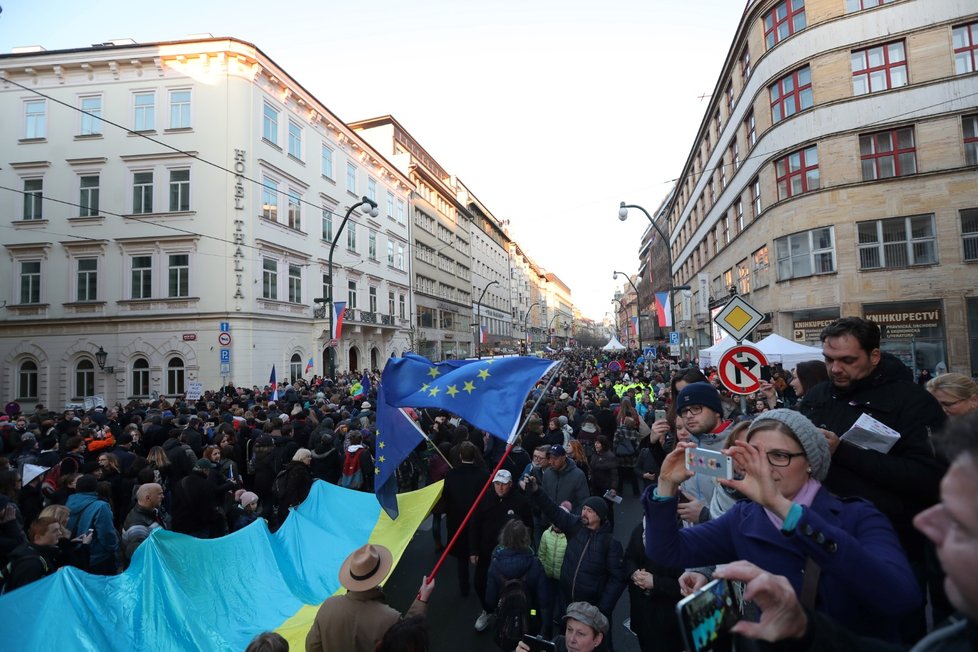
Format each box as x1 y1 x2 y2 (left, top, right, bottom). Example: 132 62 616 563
642 409 919 642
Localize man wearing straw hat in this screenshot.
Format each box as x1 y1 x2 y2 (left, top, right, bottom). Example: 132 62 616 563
305 543 435 652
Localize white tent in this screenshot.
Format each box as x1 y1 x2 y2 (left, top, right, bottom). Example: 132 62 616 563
602 336 626 351
756 333 824 368
697 335 738 367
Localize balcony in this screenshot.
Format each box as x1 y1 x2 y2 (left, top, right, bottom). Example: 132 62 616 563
341 307 400 329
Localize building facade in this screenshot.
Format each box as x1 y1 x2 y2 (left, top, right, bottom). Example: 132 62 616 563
0 37 414 408
662 0 978 374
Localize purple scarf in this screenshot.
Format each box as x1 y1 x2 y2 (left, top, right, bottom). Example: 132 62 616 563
765 477 821 530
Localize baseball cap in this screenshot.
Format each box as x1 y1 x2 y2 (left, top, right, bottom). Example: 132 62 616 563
492 469 512 484
548 444 566 457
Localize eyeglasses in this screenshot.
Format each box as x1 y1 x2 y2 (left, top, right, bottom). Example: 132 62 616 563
678 405 705 417
766 450 806 467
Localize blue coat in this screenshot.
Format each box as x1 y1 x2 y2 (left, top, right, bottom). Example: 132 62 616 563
642 486 920 641
66 492 119 566
485 547 551 618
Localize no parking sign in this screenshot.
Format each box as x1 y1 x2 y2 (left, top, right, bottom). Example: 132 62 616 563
718 344 768 395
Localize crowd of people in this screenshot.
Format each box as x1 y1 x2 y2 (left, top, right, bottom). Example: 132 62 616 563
2 315 978 652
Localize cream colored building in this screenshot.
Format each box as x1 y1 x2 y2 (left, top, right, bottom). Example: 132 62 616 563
0 37 414 407
661 0 978 374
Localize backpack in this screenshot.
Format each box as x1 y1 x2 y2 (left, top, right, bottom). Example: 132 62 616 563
339 448 363 489
492 571 532 651
272 468 289 500
40 464 63 498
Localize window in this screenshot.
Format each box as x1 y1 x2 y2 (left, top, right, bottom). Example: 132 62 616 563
76 258 98 302
387 240 395 265
262 177 278 221
262 258 278 300
168 89 191 129
169 169 190 212
397 199 405 224
321 144 334 179
24 100 45 138
776 146 820 199
18 361 38 400
742 47 751 80
770 66 813 123
347 222 357 252
860 126 916 179
399 294 406 319
962 208 978 262
133 171 153 214
133 92 155 131
263 103 279 145
752 246 770 288
131 256 152 299
288 121 302 159
852 41 907 95
346 163 357 194
386 191 395 218
736 199 745 232
964 115 978 166
290 354 303 383
726 82 735 114
846 0 894 10
730 141 740 170
287 191 301 229
368 230 377 260
288 264 302 303
389 291 395 315
764 0 806 49
367 178 377 202
714 109 722 134
397 244 405 270
347 280 358 309
80 96 102 135
167 254 190 298
20 261 41 304
775 227 835 280
322 207 333 241
745 111 756 148
75 360 95 399
953 22 978 75
369 286 378 313
131 358 150 397
79 175 99 216
750 176 762 218
738 259 751 294
858 214 937 269
721 214 730 246
23 179 43 220
166 358 185 396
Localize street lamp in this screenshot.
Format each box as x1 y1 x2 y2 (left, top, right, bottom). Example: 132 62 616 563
613 271 642 353
476 280 499 360
523 301 539 354
618 201 691 354
95 346 108 370
318 196 379 379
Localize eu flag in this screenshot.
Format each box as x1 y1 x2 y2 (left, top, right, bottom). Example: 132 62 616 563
375 386 425 519
382 353 557 442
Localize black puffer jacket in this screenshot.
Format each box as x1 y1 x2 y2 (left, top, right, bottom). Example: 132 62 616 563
800 352 946 559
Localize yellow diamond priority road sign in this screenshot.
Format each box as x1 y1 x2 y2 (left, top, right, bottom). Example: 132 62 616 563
714 295 764 342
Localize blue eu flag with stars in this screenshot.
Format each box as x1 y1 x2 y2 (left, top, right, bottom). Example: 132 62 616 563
382 353 557 442
374 385 426 519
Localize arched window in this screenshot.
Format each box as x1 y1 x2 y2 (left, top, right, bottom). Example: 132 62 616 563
289 353 303 382
131 357 150 397
75 359 95 399
18 360 38 400
166 357 185 395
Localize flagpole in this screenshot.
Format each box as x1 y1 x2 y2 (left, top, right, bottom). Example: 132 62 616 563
422 360 563 585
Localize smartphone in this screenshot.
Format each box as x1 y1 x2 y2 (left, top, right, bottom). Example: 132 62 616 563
685 447 734 480
760 366 772 382
655 409 667 422
676 578 740 652
521 634 557 652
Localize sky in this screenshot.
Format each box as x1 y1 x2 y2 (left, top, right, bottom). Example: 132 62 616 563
0 0 746 321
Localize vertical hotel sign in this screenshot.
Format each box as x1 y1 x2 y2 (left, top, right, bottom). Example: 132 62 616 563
232 149 246 300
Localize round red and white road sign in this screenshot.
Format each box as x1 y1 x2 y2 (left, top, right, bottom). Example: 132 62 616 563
218 332 232 346
717 344 769 395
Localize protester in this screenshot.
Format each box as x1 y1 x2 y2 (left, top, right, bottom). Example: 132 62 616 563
539 445 589 528
484 519 550 647
925 372 978 417
121 482 166 566
442 441 487 598
65 473 118 575
514 601 609 652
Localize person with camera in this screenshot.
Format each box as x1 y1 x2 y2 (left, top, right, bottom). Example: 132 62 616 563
514 601 608 652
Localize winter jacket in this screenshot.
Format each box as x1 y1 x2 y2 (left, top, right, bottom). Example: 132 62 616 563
799 352 947 561
540 458 589 526
469 489 532 560
537 527 568 580
643 485 920 641
65 492 118 566
443 462 488 558
623 522 684 652
588 450 618 494
3 542 61 592
485 547 551 619
781 611 977 652
278 461 313 511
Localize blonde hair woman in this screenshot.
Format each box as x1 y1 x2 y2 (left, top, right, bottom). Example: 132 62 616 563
926 373 978 417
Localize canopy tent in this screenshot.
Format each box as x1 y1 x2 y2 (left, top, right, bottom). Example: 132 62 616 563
697 335 738 367
755 333 824 368
602 336 626 351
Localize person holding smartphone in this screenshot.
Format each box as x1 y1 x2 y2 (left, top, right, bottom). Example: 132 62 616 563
515 601 608 652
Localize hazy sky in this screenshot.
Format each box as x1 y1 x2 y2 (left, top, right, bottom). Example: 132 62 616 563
1 0 746 320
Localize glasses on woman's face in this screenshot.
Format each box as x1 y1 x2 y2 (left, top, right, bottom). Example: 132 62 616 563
678 405 705 418
766 449 806 467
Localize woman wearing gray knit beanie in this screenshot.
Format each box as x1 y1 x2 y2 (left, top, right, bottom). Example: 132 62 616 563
643 409 921 643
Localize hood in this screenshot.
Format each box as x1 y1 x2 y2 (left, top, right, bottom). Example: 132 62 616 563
555 458 579 476
65 491 99 511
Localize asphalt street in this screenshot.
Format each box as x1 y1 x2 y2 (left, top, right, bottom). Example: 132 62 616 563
384 487 648 651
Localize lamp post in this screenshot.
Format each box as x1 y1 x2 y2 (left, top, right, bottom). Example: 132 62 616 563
318 196 379 379
522 301 539 354
613 271 642 353
618 201 691 354
95 346 108 370
475 280 499 360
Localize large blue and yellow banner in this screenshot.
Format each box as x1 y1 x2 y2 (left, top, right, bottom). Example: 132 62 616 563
0 480 441 650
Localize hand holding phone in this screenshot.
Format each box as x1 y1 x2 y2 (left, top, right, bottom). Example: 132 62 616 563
676 578 740 652
519 634 557 652
685 447 734 480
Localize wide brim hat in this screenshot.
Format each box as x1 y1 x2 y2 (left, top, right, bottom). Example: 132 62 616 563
339 543 393 591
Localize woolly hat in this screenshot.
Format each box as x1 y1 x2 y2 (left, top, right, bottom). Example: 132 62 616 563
582 496 608 523
747 408 831 481
237 491 259 508
676 382 723 416
195 458 216 470
75 474 98 493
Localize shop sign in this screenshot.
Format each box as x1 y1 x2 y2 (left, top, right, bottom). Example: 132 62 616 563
793 318 835 342
864 308 942 339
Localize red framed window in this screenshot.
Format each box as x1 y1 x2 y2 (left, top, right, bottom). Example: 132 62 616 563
954 22 978 75
860 127 917 179
764 0 806 49
770 66 813 123
962 114 977 166
852 41 907 95
776 145 820 199
846 0 895 11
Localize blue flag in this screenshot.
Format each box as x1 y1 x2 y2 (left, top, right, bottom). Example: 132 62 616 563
361 372 372 399
374 386 425 519
382 353 556 442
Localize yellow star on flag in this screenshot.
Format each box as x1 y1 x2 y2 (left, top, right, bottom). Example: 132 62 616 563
375 467 380 475
429 386 441 397
463 381 476 394
378 455 385 463
379 441 386 449
446 384 459 398
419 383 429 393
478 368 491 380
427 367 441 378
